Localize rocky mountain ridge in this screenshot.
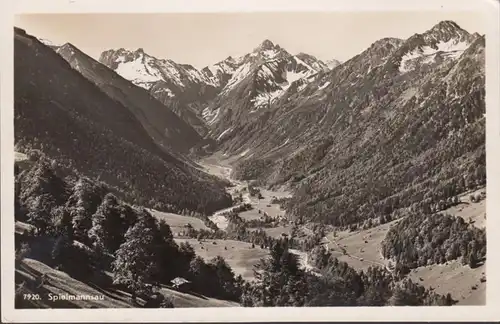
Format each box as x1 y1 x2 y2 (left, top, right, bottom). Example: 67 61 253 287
56 42 202 155
222 21 485 228
98 40 340 137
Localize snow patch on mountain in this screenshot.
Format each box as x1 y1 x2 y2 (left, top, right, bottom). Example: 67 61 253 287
399 39 470 73
152 87 175 98
202 107 220 125
38 38 61 47
223 63 252 93
257 62 279 80
114 54 163 87
251 89 283 108
217 128 233 141
293 56 315 72
261 49 280 59
318 81 331 91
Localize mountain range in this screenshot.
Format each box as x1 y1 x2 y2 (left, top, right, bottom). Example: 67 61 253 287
98 39 340 137
16 19 485 228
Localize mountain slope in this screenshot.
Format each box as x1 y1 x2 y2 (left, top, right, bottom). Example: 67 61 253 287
56 43 202 153
225 21 485 228
99 48 218 136
201 40 332 140
14 27 232 215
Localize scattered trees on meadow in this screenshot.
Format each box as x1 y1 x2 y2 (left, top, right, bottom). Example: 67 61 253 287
14 156 243 305
241 238 455 306
381 212 486 269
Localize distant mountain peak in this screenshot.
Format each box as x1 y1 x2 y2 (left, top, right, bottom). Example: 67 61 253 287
393 20 476 74
370 37 405 50
422 20 471 43
260 39 276 48
254 39 281 52
325 59 341 70
430 20 463 33
295 52 316 61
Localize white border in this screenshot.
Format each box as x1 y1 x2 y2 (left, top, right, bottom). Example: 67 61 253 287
2 0 499 322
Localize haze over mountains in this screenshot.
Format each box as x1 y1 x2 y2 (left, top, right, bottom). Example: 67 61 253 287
13 18 486 309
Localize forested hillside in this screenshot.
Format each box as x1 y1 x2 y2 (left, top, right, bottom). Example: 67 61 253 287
227 23 485 229
14 27 232 216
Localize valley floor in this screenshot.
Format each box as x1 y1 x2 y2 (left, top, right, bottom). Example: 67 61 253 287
183 153 487 305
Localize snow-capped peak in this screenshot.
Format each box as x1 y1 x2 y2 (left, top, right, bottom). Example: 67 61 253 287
428 20 465 36
254 39 280 52
396 20 476 74
99 47 218 92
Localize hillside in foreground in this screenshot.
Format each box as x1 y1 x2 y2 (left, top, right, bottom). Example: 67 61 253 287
14 155 244 309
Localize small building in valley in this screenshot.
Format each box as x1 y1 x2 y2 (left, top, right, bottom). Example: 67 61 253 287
170 277 191 292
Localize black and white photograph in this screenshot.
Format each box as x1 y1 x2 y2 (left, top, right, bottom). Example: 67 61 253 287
1 0 500 322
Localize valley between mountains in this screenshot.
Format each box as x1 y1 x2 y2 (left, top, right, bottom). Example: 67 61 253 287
14 19 485 308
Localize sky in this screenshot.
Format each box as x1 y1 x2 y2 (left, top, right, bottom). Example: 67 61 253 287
14 12 484 69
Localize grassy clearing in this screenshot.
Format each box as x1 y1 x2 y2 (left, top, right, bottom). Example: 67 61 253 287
408 260 486 305
323 220 399 272
160 286 239 307
175 238 268 281
439 188 486 229
239 188 290 221
258 225 294 239
16 258 239 308
321 195 486 304
148 209 209 233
